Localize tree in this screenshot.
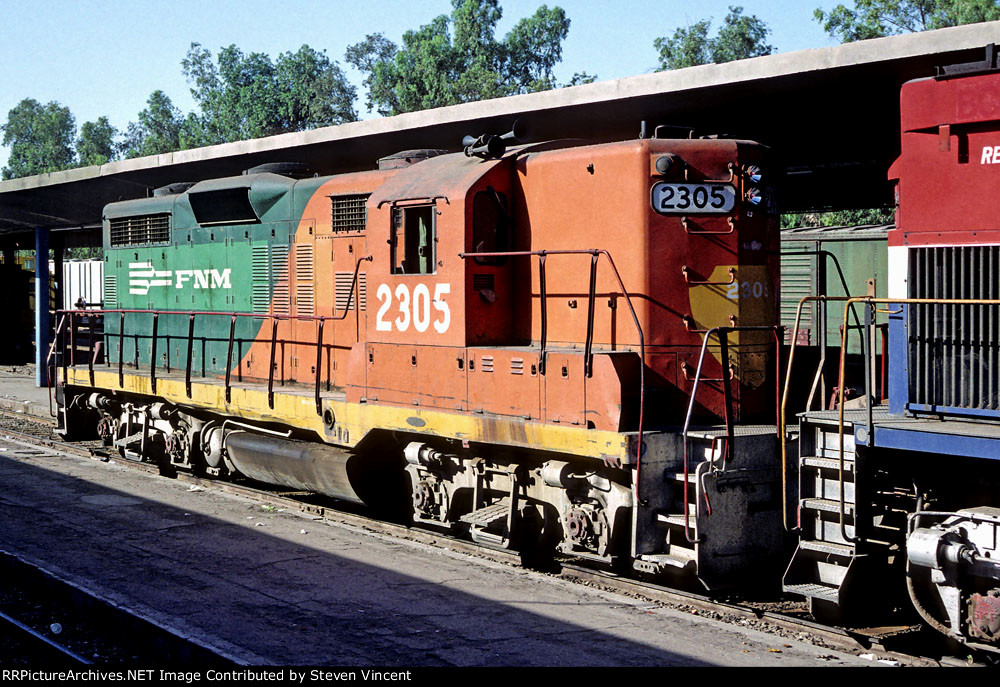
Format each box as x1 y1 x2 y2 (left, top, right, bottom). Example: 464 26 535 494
181 42 357 145
1 99 76 179
816 0 1000 42
655 6 774 70
77 116 118 167
781 207 894 229
346 0 586 116
122 90 183 159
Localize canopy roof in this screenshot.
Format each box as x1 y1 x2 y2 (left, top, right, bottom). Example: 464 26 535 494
1 22 998 238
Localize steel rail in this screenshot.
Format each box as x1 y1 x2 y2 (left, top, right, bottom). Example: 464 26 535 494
0 419 944 667
0 609 93 665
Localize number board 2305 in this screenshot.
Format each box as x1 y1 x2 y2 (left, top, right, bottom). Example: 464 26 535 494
651 182 736 214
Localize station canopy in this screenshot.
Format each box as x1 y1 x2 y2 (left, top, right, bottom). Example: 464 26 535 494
1 22 998 239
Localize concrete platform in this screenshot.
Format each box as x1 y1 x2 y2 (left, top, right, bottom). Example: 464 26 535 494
0 437 876 667
0 365 51 418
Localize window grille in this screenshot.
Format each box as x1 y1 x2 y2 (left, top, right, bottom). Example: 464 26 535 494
109 214 170 246
330 194 370 233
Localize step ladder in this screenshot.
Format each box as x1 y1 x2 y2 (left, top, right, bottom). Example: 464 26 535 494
783 414 861 614
634 437 714 578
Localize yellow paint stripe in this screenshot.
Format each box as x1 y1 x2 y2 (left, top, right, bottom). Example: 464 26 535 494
65 369 630 463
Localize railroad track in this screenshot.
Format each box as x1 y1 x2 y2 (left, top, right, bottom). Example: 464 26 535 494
0 409 968 667
0 606 93 666
0 546 233 666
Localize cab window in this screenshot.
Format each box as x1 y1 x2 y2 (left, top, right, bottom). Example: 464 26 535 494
391 205 435 274
471 188 509 266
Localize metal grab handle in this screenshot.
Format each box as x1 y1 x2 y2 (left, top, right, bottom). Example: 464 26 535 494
681 266 736 286
683 314 736 333
680 360 733 383
682 217 735 235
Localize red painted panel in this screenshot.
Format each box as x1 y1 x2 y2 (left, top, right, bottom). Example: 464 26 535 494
468 349 541 420
891 71 1000 245
365 344 467 411
544 352 586 426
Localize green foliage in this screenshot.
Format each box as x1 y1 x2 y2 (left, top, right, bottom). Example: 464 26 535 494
1 99 76 179
122 91 183 159
346 0 582 116
781 207 895 229
180 42 357 145
815 0 1000 42
76 116 118 167
65 246 102 260
655 6 774 70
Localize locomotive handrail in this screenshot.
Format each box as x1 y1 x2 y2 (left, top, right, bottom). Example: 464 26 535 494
457 248 646 474
835 296 1000 545
779 295 858 533
55 256 371 417
681 324 783 544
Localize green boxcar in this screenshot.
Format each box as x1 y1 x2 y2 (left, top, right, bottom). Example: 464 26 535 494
780 224 889 355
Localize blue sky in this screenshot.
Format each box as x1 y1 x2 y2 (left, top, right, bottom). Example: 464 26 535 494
0 1 842 169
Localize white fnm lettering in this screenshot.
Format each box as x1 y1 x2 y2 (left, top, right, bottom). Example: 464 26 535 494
128 262 232 295
981 145 1000 164
173 269 231 289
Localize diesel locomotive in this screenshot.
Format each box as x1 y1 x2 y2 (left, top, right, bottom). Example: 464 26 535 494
55 127 783 590
52 47 1000 654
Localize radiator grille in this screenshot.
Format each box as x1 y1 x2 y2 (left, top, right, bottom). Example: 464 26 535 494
908 246 1000 412
330 194 369 233
109 214 170 246
272 245 290 316
251 245 270 315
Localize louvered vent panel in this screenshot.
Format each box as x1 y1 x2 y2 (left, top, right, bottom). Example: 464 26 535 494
251 245 271 315
335 271 367 311
103 275 117 308
908 246 1000 413
481 355 494 372
295 244 315 316
271 245 290 316
109 214 170 246
472 273 495 292
330 194 370 233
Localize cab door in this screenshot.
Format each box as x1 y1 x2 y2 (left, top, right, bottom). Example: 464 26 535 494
366 197 467 410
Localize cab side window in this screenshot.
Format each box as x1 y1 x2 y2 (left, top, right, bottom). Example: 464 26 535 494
471 188 509 266
391 205 435 274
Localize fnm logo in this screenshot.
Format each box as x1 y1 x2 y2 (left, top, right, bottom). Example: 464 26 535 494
129 262 232 296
